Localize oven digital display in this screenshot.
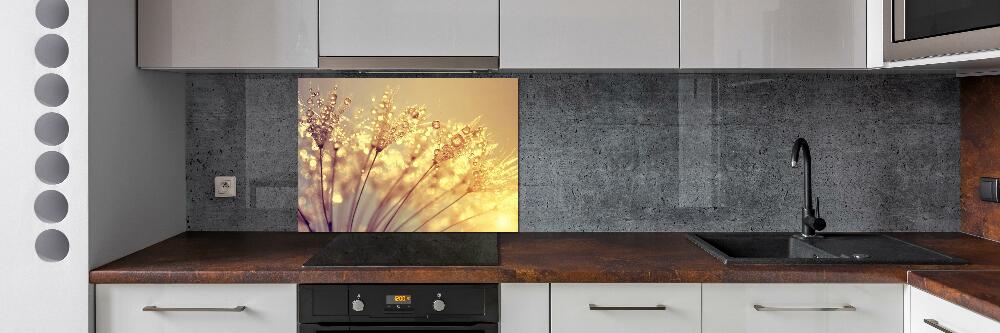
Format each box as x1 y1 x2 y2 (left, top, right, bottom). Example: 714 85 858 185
386 295 412 305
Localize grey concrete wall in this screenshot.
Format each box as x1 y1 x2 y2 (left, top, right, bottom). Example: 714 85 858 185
186 73 960 232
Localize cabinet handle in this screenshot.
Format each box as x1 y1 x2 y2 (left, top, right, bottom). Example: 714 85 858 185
142 306 247 312
589 304 667 311
753 304 856 312
923 319 955 333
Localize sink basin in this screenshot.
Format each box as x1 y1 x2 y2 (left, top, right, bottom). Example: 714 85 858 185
687 233 966 265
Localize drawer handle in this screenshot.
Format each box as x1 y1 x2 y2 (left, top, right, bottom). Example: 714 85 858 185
923 319 955 333
753 304 856 312
142 306 247 312
589 304 667 311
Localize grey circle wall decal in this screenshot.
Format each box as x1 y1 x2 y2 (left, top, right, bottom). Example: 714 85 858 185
35 229 69 262
35 112 69 146
35 151 69 184
34 73 69 107
36 0 69 29
35 34 69 68
34 190 68 223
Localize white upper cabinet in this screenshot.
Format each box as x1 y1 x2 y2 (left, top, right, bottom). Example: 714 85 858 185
680 0 872 69
501 0 680 69
319 0 500 57
138 0 319 69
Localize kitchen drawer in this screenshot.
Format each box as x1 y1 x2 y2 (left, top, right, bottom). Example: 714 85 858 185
96 284 296 333
910 287 1000 333
702 283 903 333
550 283 700 333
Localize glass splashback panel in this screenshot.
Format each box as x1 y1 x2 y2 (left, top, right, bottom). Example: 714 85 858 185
297 78 518 232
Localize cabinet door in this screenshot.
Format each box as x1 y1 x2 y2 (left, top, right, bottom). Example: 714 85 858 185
551 283 700 333
702 283 903 333
501 0 680 69
96 284 297 333
500 283 548 333
910 287 1000 333
681 0 867 68
319 0 499 57
138 0 318 69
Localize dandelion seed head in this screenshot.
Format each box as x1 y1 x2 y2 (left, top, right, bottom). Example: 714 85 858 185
299 83 517 232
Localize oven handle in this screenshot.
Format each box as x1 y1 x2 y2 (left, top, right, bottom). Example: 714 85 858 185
350 323 497 331
299 323 497 332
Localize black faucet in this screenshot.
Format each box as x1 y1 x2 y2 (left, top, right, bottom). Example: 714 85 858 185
791 138 826 238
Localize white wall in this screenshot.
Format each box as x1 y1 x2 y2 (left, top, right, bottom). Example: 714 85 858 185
0 0 90 330
0 0 184 331
88 0 186 269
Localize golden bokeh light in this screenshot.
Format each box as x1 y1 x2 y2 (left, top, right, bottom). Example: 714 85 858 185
297 78 518 232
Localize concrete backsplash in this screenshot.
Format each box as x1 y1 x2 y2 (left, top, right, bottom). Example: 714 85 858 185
186 73 960 232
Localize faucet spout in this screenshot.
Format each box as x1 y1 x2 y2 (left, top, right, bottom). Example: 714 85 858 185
791 138 825 237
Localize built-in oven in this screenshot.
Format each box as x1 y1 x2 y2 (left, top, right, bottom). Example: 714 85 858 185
298 284 498 333
884 0 1000 61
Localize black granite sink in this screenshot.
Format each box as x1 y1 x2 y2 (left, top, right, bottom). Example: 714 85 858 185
687 233 966 265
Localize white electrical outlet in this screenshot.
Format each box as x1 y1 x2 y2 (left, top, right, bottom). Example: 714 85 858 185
214 176 236 198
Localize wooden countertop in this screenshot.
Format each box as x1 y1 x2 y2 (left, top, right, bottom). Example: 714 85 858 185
89 231 1000 321
91 232 1000 284
908 270 1000 322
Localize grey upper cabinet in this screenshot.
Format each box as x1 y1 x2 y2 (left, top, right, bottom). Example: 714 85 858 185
319 0 500 57
680 0 871 69
501 0 680 69
138 0 318 69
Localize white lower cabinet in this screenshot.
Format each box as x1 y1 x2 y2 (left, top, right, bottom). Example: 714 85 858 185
95 282 999 333
500 283 549 333
551 283 701 333
702 283 904 333
910 286 1000 333
96 284 297 333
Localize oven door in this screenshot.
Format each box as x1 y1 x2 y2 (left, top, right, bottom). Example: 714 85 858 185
300 323 498 333
885 0 1000 61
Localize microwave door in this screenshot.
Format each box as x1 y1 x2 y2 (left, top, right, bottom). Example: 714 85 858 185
896 0 1000 42
885 0 1000 61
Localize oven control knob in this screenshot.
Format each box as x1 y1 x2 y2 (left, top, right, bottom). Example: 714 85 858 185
351 299 365 312
432 299 446 312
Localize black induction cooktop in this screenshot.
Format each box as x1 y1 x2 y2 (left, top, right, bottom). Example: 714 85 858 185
302 233 499 267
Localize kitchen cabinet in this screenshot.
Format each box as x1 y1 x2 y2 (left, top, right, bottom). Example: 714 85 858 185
500 283 548 333
909 286 1000 333
680 0 872 68
702 283 903 333
137 0 318 69
319 0 499 58
96 284 297 333
550 283 701 333
500 0 680 69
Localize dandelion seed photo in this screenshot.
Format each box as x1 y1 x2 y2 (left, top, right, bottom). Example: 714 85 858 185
297 78 518 232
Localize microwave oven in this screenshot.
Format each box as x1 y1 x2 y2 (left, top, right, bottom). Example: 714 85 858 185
884 0 1000 62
